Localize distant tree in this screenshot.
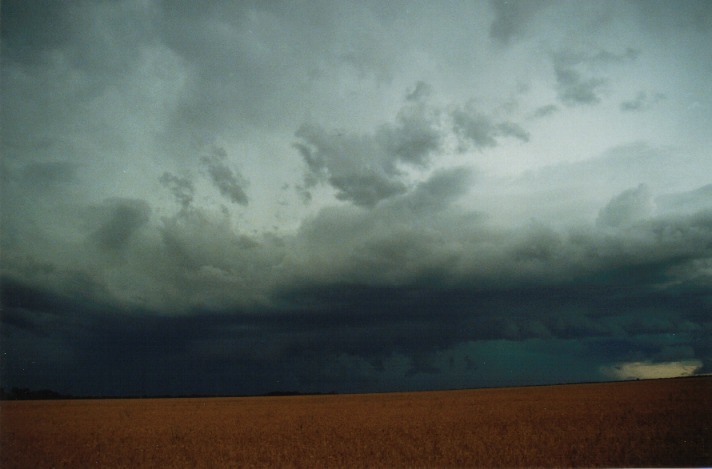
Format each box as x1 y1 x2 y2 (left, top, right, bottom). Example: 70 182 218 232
1 387 70 400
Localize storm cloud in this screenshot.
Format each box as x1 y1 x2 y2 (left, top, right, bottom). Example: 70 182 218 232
159 172 195 211
452 103 530 149
293 85 443 207
2 0 711 397
619 91 666 112
551 48 639 106
89 198 151 252
597 184 654 228
201 146 249 206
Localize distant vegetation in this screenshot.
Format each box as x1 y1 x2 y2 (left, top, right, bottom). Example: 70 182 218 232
0 387 73 400
0 387 338 400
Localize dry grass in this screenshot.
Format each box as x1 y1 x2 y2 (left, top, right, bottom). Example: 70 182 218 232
1 376 710 468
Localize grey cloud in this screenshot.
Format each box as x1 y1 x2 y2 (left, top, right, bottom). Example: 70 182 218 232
657 184 712 214
1 0 75 65
589 48 640 64
531 104 559 118
294 88 444 207
3 0 152 83
200 146 249 206
406 81 433 102
620 92 646 111
3 0 711 397
3 201 278 315
158 209 258 271
513 143 705 224
150 207 287 311
293 127 409 207
154 2 293 148
4 187 712 395
159 172 195 211
402 167 474 213
620 91 666 112
452 103 530 149
554 65 605 106
552 48 638 107
379 104 442 166
1 1 154 169
296 170 700 296
630 0 712 33
89 198 151 252
154 1 397 151
329 174 408 208
21 161 77 188
287 168 478 287
275 202 712 375
489 0 550 45
452 107 498 148
496 121 530 142
597 184 655 228
339 29 396 82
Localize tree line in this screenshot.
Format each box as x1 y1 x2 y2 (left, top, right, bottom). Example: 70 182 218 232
0 387 73 400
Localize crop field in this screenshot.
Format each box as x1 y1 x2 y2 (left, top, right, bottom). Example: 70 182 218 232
1 377 710 468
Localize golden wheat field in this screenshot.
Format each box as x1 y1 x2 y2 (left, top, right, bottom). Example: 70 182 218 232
1 377 710 468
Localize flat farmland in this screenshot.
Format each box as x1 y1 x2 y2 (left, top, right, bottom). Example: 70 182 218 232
1 377 710 468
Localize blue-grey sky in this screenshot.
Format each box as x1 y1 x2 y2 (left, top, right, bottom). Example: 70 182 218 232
2 0 711 396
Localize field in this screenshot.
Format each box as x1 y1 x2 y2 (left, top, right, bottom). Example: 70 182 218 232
1 377 710 468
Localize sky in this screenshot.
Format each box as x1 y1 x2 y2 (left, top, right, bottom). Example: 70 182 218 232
1 0 711 397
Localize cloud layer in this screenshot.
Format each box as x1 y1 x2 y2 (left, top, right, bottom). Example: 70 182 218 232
2 0 711 396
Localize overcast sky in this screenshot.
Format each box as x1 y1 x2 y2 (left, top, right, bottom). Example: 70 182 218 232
2 0 711 396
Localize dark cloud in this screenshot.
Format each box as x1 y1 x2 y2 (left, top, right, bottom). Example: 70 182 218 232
619 92 647 111
657 184 712 214
0 0 75 65
89 198 151 252
496 121 530 143
597 184 654 228
402 167 474 213
286 168 479 289
405 80 433 102
293 126 409 207
452 107 498 148
380 99 442 166
159 172 195 211
2 0 153 88
293 87 444 207
329 173 408 208
21 161 77 187
452 103 529 149
516 143 704 222
154 2 269 138
150 207 282 312
3 200 712 395
590 48 640 64
631 0 712 33
4 222 710 395
2 0 710 397
554 65 605 106
200 146 249 206
6 162 708 392
619 91 666 112
552 48 638 106
489 0 550 45
531 104 559 118
152 0 398 149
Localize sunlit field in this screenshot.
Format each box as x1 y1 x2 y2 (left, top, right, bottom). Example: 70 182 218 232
1 377 710 468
